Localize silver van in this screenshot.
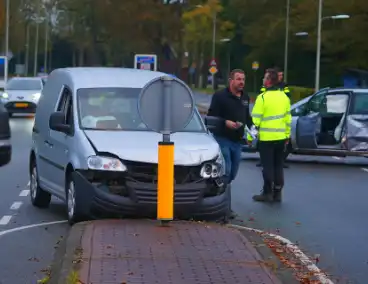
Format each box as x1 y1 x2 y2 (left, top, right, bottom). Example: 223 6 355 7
29 67 228 224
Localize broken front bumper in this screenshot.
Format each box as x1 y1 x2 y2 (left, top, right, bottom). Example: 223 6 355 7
73 169 229 220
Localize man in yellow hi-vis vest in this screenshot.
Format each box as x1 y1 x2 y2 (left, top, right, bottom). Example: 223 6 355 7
256 68 291 168
247 68 291 202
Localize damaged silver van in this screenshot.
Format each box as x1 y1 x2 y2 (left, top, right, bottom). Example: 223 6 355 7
29 67 228 224
243 87 368 158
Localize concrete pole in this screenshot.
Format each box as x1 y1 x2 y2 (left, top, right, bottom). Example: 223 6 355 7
315 0 323 91
284 0 290 82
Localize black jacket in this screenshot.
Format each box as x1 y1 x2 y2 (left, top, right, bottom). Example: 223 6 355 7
207 88 252 142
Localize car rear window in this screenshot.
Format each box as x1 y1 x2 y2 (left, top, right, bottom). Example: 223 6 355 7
351 93 368 114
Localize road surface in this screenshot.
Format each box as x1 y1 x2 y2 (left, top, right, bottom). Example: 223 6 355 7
0 92 366 283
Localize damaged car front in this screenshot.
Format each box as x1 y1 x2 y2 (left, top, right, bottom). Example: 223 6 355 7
72 88 229 221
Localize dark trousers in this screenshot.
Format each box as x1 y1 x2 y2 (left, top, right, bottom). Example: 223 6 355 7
258 140 286 192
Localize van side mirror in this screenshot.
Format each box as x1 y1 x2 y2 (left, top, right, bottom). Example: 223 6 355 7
49 112 70 134
204 116 223 132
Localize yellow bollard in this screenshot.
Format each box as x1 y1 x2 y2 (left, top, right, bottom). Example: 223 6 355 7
157 141 174 222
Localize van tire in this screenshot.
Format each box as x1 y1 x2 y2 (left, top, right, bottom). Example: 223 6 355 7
30 162 51 208
66 172 86 225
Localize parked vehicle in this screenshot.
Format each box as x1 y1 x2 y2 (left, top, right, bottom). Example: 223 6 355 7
242 87 368 158
29 67 228 224
1 77 43 117
0 102 11 167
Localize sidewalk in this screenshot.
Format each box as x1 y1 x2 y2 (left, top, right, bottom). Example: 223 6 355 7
50 219 282 284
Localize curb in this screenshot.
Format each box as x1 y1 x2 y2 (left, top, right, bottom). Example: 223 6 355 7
48 221 89 284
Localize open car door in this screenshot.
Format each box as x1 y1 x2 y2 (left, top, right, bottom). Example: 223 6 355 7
345 92 368 153
295 112 320 149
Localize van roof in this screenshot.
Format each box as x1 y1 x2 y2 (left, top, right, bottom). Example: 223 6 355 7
51 67 168 89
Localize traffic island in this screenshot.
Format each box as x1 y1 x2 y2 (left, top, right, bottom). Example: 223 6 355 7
48 219 282 284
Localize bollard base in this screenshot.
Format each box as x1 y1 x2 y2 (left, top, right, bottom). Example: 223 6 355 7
159 220 171 227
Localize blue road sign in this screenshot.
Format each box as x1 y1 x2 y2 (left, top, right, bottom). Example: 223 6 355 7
134 54 157 71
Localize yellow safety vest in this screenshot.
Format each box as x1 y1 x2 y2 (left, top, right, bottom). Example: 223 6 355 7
249 90 291 141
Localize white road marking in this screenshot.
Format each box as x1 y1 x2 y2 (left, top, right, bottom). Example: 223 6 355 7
0 215 12 225
10 201 22 210
0 220 67 237
19 190 30 197
332 156 341 160
362 168 368 173
228 224 334 284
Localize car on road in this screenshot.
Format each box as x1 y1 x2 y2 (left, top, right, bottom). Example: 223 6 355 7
29 67 228 224
0 102 11 167
242 87 368 158
0 77 43 117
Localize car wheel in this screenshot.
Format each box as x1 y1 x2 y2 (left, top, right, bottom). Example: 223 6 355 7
30 162 51 208
66 173 85 225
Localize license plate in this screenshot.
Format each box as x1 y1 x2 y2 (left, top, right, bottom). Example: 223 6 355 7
15 103 28 108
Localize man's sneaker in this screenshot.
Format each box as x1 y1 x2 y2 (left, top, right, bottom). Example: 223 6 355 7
228 210 237 219
283 164 289 168
252 190 273 202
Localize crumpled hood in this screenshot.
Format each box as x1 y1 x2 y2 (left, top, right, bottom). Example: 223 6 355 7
84 130 220 165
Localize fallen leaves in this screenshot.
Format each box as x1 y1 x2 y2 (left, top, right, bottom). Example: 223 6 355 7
262 237 328 283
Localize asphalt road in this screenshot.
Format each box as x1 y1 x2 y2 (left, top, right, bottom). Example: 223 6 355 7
0 92 367 283
0 116 69 284
233 153 368 284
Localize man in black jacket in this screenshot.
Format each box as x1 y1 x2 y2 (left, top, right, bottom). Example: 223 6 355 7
207 69 252 219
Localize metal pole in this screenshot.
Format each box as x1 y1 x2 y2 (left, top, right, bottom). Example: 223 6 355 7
5 0 10 82
25 24 30 75
284 0 290 82
162 77 172 142
227 45 230 77
44 19 48 73
315 0 323 91
33 1 41 76
211 11 216 90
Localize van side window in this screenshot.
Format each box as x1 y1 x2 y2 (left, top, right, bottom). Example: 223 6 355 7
65 96 74 126
56 87 71 112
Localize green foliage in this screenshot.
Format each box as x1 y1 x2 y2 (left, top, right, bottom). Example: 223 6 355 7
289 86 315 102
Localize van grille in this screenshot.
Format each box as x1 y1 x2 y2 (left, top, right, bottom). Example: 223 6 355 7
124 161 202 184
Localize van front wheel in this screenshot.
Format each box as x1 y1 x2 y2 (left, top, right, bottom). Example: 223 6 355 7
30 163 51 208
66 173 85 225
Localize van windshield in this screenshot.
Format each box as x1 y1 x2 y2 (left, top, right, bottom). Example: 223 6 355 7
77 87 205 132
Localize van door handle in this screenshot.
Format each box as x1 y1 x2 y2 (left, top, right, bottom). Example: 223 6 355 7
44 140 53 148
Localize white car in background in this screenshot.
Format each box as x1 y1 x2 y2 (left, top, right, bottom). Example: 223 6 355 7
0 77 43 117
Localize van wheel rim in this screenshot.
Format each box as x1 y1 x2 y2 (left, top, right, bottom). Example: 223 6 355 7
67 181 75 219
30 167 38 200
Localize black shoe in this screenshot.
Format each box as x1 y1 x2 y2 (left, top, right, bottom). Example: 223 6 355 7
256 163 262 167
283 164 289 168
228 210 237 219
273 191 282 202
252 190 273 202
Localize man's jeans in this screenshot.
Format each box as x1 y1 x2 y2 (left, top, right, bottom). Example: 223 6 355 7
215 136 242 215
215 136 242 184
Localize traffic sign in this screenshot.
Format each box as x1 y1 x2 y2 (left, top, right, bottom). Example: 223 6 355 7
209 59 217 66
138 76 195 134
209 66 218 75
134 54 157 71
252 61 259 70
0 56 8 88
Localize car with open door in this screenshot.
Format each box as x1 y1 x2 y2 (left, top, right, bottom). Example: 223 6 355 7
241 87 368 158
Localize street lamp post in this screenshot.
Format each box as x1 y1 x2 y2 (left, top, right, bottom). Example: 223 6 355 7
284 0 290 82
5 0 10 82
211 11 217 90
220 38 231 76
315 0 350 90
